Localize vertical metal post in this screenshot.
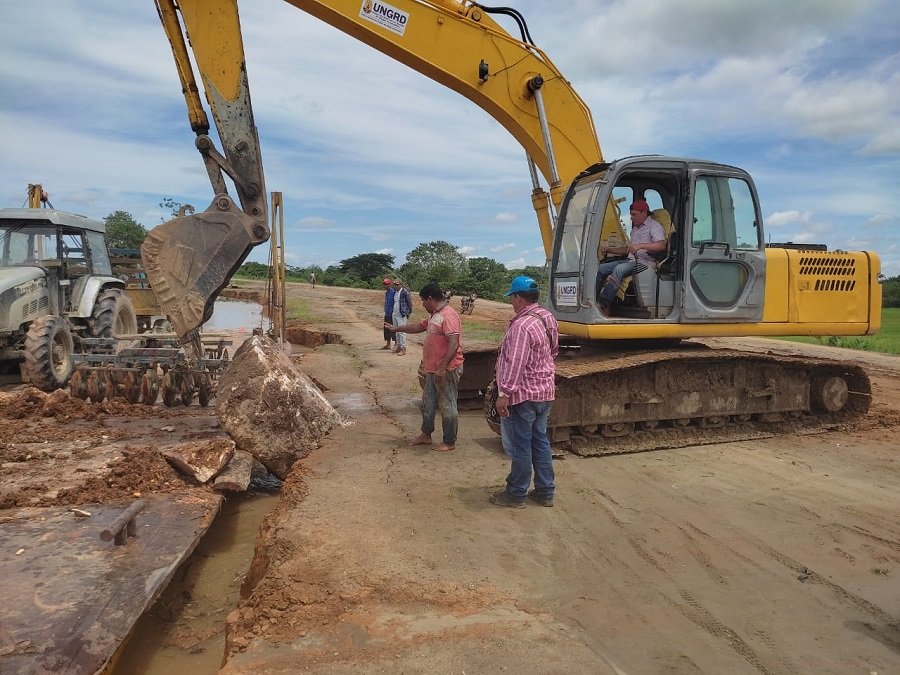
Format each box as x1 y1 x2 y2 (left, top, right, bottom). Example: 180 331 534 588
268 192 286 348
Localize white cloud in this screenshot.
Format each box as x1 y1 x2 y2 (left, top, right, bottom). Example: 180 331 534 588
766 210 813 228
866 213 894 226
493 212 518 224
490 243 517 253
296 216 334 229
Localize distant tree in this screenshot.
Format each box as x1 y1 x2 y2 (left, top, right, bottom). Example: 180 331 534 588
456 257 508 300
883 275 900 308
103 211 148 249
519 264 547 282
235 261 270 279
159 196 188 220
339 252 395 285
401 241 468 291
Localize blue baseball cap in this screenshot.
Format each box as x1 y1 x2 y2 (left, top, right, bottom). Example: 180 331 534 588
504 275 539 297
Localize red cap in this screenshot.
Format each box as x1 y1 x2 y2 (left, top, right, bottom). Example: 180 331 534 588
383 278 392 285
630 200 650 213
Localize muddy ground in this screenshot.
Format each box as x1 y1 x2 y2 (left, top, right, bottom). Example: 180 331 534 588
2 281 899 674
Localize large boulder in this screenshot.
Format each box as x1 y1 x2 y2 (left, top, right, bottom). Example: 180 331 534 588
215 335 340 479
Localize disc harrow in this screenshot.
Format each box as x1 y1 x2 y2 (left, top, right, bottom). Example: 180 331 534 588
67 333 230 407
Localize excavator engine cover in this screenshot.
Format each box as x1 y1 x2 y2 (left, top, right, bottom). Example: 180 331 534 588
142 194 268 346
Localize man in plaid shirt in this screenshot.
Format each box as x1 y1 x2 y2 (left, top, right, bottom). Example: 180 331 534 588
490 276 559 508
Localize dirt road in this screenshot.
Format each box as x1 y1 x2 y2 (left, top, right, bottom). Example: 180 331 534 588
219 283 900 674
2 281 899 674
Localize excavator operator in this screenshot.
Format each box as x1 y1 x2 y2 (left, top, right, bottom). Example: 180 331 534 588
596 200 667 317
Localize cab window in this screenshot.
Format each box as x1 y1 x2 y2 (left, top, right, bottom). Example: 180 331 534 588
556 182 595 274
691 176 760 250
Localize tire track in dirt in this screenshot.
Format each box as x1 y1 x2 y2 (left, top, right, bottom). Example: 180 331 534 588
582 478 786 672
754 543 900 649
659 589 785 675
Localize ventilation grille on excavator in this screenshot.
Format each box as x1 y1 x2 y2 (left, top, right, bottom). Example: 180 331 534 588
799 255 857 292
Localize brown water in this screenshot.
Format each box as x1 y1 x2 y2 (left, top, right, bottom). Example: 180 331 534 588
111 490 277 674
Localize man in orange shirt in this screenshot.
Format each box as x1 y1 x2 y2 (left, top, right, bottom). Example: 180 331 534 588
386 282 464 452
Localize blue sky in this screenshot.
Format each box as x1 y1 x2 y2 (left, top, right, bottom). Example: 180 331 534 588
2 0 898 276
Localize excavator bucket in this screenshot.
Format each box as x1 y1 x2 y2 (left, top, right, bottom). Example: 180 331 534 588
141 194 268 348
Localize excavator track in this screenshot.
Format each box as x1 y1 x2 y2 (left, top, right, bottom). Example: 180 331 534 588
485 345 871 456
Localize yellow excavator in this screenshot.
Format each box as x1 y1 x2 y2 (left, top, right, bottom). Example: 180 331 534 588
147 0 881 454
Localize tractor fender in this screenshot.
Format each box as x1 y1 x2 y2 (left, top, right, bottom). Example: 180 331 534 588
69 276 127 319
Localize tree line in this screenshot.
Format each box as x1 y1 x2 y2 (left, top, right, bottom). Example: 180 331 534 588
102 207 543 302
100 207 900 306
232 242 544 302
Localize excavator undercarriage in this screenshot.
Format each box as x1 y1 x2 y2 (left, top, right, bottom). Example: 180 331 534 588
485 344 871 456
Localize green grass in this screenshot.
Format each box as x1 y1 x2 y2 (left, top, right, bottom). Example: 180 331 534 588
462 320 505 343
775 307 900 355
286 297 315 322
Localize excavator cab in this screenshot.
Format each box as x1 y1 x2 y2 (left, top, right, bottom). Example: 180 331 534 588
550 155 768 331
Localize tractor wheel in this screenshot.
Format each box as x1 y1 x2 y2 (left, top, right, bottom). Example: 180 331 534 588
23 315 74 392
89 289 138 338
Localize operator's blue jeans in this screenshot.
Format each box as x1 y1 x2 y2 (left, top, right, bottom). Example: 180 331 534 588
421 366 462 444
500 400 555 500
597 258 637 304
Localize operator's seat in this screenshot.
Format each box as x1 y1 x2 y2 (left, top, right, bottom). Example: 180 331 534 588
630 208 676 316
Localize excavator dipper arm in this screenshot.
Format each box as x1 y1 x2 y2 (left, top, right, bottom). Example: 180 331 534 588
144 0 269 349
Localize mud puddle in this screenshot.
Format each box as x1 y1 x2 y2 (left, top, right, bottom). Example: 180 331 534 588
206 299 263 334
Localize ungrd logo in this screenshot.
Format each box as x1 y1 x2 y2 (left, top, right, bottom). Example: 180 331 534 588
359 0 409 35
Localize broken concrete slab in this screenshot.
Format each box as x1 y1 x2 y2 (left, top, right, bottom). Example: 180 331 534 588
215 335 340 479
162 437 235 483
214 449 254 492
